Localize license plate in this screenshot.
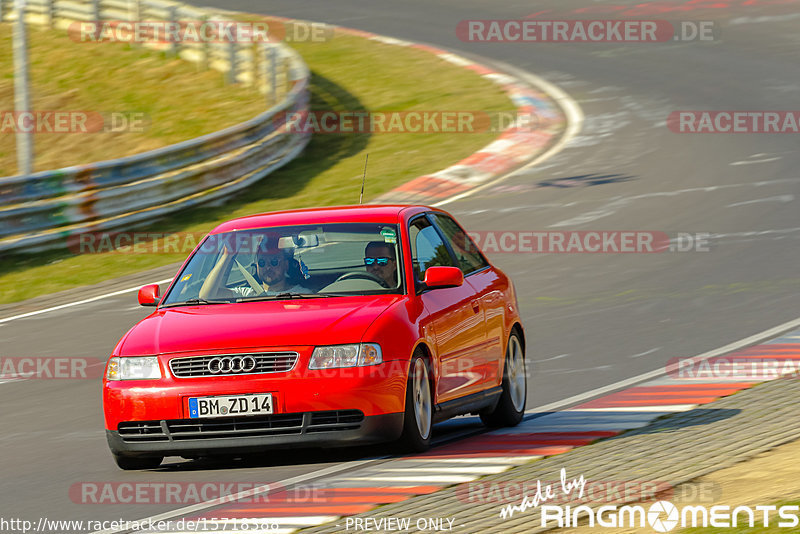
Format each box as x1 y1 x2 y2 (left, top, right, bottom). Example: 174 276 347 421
188 394 273 418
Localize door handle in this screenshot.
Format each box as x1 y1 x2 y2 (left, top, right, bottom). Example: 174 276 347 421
471 300 480 313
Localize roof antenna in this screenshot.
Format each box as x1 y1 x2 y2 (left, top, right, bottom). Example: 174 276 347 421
359 153 369 204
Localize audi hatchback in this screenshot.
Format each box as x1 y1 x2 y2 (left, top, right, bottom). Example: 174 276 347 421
103 205 527 469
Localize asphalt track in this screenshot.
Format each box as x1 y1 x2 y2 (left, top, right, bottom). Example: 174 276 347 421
1 0 799 529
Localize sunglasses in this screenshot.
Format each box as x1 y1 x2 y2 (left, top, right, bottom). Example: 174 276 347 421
257 257 282 267
364 257 392 266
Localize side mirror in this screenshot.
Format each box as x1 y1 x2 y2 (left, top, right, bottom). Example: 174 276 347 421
423 266 464 289
138 284 160 307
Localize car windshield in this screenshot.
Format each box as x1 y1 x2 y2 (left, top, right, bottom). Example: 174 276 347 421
161 223 403 306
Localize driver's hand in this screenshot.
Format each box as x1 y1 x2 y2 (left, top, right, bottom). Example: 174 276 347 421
220 243 234 263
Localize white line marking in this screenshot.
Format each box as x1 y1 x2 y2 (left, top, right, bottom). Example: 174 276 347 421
0 278 173 324
629 347 661 359
567 405 698 413
529 413 661 422
463 178 800 218
433 62 584 206
549 179 800 228
727 194 794 207
730 157 782 165
643 377 768 385
540 365 614 375
410 457 533 464
532 353 570 363
510 424 653 433
89 459 383 534
525 316 800 414
365 466 511 474
340 475 478 483
730 13 800 24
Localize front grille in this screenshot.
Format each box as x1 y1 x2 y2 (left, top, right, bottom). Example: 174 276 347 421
169 352 298 378
167 414 304 440
117 410 365 442
118 421 168 441
307 410 365 433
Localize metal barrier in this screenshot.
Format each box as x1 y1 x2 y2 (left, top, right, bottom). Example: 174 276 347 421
0 0 312 252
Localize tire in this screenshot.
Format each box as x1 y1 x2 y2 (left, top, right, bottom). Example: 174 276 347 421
113 453 163 470
480 332 526 428
398 352 433 452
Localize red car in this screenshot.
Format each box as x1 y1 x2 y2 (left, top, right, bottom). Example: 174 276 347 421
103 205 526 469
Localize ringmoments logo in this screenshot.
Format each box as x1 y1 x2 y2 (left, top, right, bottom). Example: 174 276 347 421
498 470 800 530
537 501 800 530
648 501 679 532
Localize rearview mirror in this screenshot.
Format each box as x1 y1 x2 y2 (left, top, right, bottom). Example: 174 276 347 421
137 284 160 307
294 233 319 247
423 266 464 289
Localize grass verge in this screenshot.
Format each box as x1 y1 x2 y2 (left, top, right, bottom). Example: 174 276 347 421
0 23 266 174
0 20 513 305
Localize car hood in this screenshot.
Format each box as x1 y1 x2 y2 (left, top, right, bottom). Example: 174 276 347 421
118 295 403 356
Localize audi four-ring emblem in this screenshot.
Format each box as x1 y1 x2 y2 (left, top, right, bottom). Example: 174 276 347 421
208 356 257 374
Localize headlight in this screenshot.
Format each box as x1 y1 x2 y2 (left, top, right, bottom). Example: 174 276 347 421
105 357 162 380
308 343 382 369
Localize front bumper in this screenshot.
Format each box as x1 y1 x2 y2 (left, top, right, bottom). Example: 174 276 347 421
103 356 409 430
107 410 404 457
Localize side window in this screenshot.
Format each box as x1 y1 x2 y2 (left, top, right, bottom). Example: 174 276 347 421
431 214 489 275
409 217 455 281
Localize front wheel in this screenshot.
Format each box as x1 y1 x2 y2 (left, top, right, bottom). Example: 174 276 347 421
112 453 163 470
398 352 433 452
480 332 526 428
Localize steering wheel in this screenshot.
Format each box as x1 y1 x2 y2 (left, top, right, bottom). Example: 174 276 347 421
335 271 389 288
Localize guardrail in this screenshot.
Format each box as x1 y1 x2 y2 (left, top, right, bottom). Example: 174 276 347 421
0 0 312 252
0 0 289 86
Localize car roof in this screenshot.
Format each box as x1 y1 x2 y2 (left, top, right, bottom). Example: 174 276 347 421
210 205 437 234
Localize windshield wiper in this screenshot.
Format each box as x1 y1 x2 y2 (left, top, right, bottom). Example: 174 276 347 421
236 292 341 302
161 298 231 308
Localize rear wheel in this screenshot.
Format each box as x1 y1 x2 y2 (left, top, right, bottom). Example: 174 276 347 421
480 332 526 427
113 453 163 470
398 352 433 452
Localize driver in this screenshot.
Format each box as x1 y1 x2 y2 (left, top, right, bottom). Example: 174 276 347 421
364 241 398 288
